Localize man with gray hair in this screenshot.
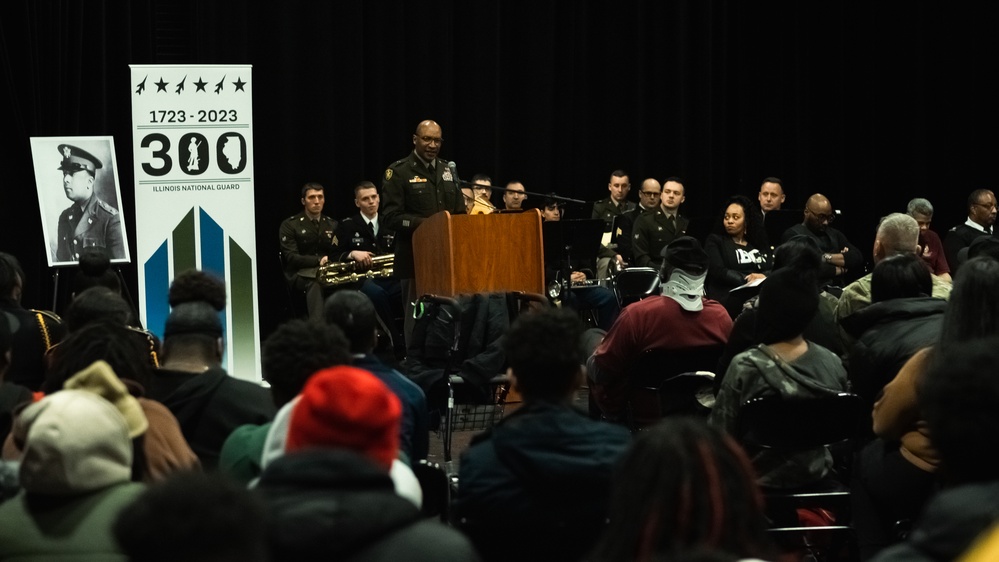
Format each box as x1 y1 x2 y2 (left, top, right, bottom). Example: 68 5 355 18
834 213 952 344
907 198 951 282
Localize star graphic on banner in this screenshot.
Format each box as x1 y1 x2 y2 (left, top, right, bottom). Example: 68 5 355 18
175 75 186 94
214 75 226 94
155 77 168 92
135 76 147 95
232 77 246 92
194 77 207 92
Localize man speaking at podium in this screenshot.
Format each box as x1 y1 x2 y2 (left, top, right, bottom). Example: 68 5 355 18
381 119 466 345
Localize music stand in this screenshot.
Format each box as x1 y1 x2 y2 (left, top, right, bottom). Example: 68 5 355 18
542 219 606 288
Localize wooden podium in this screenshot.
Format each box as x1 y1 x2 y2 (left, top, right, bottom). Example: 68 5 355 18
413 210 545 297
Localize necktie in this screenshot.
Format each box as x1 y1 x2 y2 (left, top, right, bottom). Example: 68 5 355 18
428 161 435 175
370 220 378 237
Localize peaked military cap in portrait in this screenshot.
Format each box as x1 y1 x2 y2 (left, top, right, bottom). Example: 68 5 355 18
57 144 103 174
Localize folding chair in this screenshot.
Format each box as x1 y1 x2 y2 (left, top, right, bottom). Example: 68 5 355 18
412 459 450 523
625 344 724 430
737 393 865 562
613 266 660 308
277 252 307 319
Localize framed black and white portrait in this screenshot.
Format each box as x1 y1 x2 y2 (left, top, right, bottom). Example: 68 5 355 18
30 136 131 267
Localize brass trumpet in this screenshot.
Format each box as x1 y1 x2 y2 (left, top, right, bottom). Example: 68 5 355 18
317 254 394 287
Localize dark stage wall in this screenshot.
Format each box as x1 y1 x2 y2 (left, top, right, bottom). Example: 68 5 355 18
2 1 996 338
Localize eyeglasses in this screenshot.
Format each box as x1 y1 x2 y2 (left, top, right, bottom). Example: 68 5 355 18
640 191 662 196
974 202 997 211
806 208 835 223
418 136 442 145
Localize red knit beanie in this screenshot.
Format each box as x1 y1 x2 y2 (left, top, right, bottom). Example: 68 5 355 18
285 365 402 470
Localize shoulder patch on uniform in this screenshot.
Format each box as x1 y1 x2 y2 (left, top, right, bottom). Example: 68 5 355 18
98 200 119 215
385 168 393 180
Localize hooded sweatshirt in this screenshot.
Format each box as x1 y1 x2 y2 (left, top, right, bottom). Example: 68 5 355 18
0 390 144 560
710 342 849 489
454 400 631 560
256 449 477 561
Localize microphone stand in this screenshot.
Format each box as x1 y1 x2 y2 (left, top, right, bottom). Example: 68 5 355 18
447 160 585 210
452 178 586 208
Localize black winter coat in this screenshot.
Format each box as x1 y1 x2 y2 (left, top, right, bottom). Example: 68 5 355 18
841 297 946 410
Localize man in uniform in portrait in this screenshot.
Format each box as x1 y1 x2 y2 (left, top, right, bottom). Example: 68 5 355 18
380 119 466 344
55 144 125 262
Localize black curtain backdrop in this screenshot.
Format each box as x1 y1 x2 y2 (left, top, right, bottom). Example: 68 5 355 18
2 1 997 338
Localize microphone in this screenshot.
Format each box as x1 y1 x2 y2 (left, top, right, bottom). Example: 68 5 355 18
447 161 461 184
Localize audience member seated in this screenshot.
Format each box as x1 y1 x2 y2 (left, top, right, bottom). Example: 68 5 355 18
325 290 429 463
704 195 770 314
0 252 65 391
710 267 849 489
854 256 999 559
114 471 270 562
943 188 997 273
149 270 275 470
255 365 478 560
253 386 422 508
454 309 631 562
0 390 145 559
0 312 30 501
835 213 951 348
590 417 774 561
64 286 135 331
218 318 350 484
871 337 999 561
715 236 841 384
906 198 951 282
780 193 863 287
64 360 196 483
589 237 732 421
0 312 31 438
840 254 945 412
56 286 163 375
42 322 199 481
72 246 123 296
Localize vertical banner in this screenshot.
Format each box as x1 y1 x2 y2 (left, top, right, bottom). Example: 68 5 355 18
129 65 260 381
